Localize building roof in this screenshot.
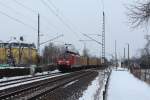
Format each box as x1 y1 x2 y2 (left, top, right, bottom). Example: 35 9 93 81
0 42 36 48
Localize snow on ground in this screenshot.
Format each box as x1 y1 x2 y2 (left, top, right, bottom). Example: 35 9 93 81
0 73 68 91
50 69 60 73
0 75 32 82
79 77 99 100
107 69 150 100
63 80 79 88
0 67 25 69
0 69 60 82
79 70 108 100
35 69 60 75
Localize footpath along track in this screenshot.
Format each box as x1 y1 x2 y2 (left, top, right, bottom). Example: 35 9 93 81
0 70 94 100
0 71 61 88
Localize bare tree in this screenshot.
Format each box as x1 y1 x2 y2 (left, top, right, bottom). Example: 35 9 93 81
127 0 150 28
42 43 65 65
82 48 89 57
138 35 150 67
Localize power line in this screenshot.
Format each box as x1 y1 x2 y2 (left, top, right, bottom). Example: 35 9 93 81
46 0 81 36
0 10 37 31
0 1 37 24
83 33 102 45
41 0 80 38
46 0 58 11
40 34 63 45
13 0 81 40
12 0 63 34
13 0 37 14
41 15 60 31
41 0 56 16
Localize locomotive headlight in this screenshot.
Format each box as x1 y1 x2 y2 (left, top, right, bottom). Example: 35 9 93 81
66 61 70 65
58 61 62 64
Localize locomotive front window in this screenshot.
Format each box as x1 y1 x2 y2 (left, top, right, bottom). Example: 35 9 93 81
64 53 70 59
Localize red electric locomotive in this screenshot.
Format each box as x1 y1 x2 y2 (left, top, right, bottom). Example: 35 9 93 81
57 51 102 72
57 50 80 72
57 44 103 72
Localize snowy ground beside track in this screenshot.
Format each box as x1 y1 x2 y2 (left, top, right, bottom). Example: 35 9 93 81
79 70 108 100
0 70 67 90
107 68 150 100
0 69 60 82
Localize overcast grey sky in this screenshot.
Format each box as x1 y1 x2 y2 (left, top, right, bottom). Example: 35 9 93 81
0 0 147 59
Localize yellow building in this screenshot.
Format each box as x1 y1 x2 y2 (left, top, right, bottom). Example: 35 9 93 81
0 42 38 65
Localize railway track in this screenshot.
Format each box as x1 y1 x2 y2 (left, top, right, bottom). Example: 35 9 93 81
0 71 61 88
0 70 60 84
0 70 94 100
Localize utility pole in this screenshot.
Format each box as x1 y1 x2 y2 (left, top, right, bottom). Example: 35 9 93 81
102 11 105 64
123 47 125 68
115 40 117 68
37 13 40 54
127 43 130 69
124 48 126 60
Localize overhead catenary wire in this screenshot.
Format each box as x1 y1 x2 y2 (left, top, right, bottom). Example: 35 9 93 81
0 1 37 24
13 0 37 15
41 0 80 39
40 34 64 45
46 0 83 37
41 15 61 31
0 1 52 39
46 0 82 36
12 0 63 34
46 0 104 53
46 0 58 11
11 0 67 50
83 33 103 45
0 10 37 31
13 0 81 40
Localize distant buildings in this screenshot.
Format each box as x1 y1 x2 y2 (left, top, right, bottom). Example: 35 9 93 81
0 42 38 66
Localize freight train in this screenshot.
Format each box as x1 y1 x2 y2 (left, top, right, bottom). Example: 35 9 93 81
57 49 103 72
